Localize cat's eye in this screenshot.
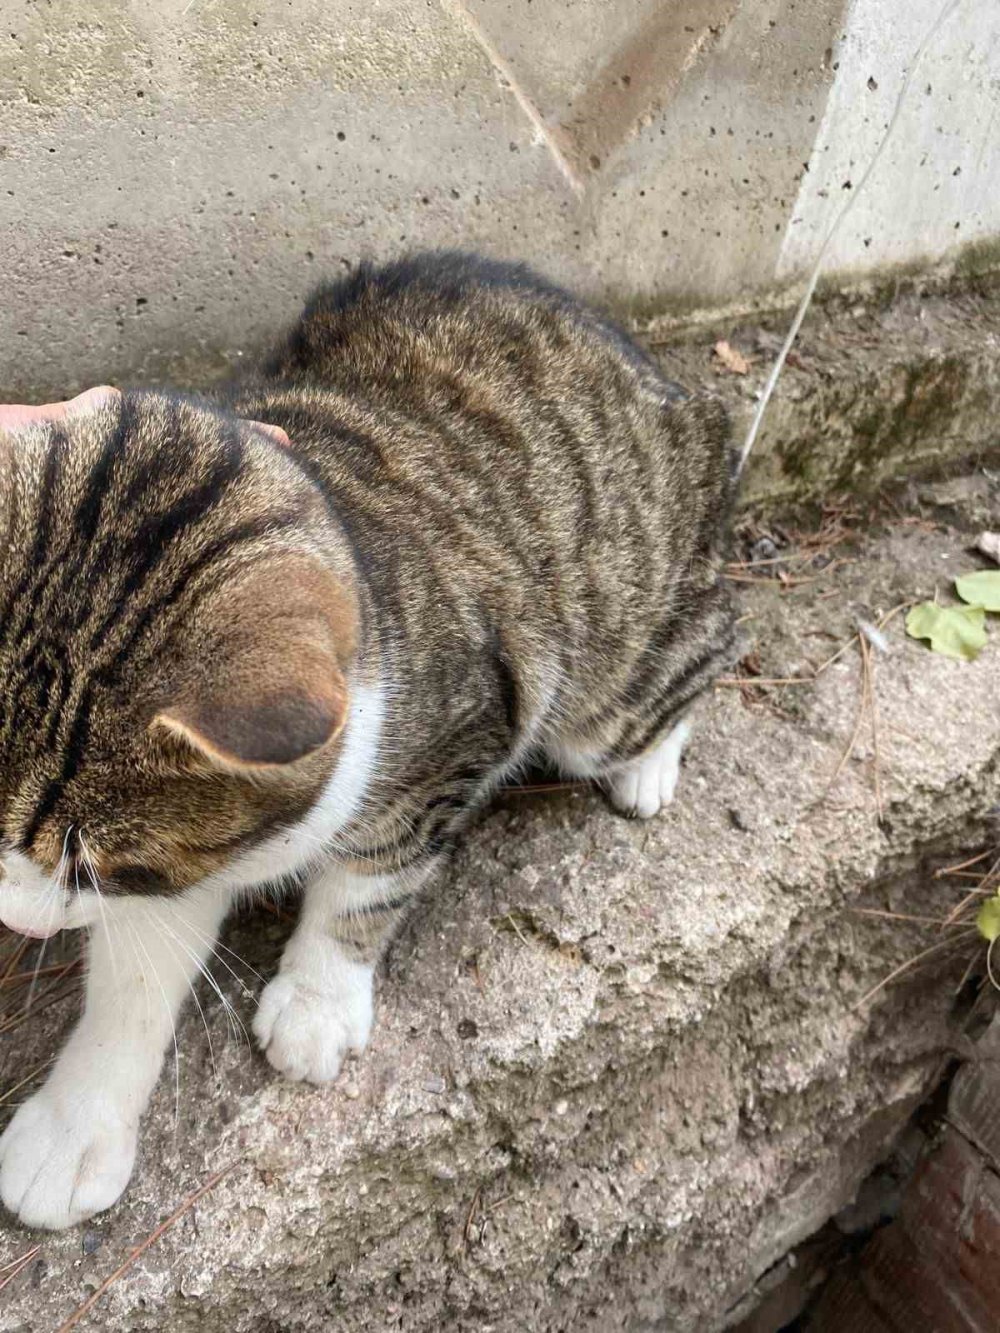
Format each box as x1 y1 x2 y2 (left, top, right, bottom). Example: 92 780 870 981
113 865 171 895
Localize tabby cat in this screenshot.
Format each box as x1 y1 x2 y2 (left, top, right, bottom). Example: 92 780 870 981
0 253 736 1229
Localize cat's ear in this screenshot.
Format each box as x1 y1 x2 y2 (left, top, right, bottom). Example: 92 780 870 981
0 385 120 433
154 657 348 770
151 557 356 772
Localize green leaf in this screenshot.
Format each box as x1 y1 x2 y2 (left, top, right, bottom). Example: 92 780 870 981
955 570 1000 612
905 601 987 660
977 896 1000 942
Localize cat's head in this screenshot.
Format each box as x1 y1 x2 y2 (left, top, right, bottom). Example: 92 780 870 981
0 386 360 937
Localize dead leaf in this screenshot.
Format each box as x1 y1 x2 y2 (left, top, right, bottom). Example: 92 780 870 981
713 340 749 375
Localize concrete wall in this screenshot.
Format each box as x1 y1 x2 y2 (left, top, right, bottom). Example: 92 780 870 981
1 0 997 398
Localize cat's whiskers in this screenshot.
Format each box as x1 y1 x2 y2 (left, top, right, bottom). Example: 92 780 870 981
23 826 73 1012
163 900 264 995
143 918 220 1083
167 912 266 988
20 896 59 1014
77 832 119 986
164 927 251 1049
117 913 153 1031
155 912 252 1046
130 916 182 1129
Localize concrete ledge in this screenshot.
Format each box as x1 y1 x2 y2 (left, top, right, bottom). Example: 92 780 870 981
2 483 999 1330
643 271 1000 511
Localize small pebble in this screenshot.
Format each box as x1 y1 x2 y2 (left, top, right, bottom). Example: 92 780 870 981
81 1230 102 1256
422 1074 447 1094
342 1082 360 1100
554 1099 569 1116
750 537 779 564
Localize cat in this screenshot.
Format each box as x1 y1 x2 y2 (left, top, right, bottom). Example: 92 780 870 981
0 253 737 1230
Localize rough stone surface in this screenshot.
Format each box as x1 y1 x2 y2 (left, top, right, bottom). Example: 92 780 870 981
2 481 1000 1330
2 0 999 399
646 273 1000 509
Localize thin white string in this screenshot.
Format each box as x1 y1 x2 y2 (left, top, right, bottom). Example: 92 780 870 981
738 0 966 475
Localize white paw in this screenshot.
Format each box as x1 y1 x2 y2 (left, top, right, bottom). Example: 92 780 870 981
607 719 692 820
0 1088 137 1230
253 959 374 1084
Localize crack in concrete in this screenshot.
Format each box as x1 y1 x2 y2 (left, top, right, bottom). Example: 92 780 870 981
440 0 585 195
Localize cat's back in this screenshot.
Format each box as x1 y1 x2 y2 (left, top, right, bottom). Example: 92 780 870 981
254 252 731 524
262 251 674 411
235 253 738 794
237 253 734 641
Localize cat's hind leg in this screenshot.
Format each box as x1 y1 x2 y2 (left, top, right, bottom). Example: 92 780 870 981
546 582 735 820
604 717 691 819
548 717 693 820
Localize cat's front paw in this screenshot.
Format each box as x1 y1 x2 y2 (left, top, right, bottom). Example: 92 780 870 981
253 959 374 1084
0 1088 137 1230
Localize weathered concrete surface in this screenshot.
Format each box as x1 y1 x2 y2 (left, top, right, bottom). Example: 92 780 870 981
644 272 1000 509
778 0 1000 285
2 0 999 399
2 482 1000 1330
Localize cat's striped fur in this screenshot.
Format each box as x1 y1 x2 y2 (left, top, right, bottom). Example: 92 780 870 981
226 253 737 889
0 253 736 1229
